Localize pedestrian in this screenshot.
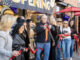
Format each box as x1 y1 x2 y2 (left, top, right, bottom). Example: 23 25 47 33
56 18 63 60
61 21 71 60
35 14 55 60
49 16 57 60
0 15 19 60
26 19 35 59
12 23 29 60
69 20 77 60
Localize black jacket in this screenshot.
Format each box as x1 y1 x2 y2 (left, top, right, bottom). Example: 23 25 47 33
35 22 55 43
12 33 30 60
51 25 57 46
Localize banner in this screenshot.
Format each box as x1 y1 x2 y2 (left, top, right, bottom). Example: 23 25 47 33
2 0 55 14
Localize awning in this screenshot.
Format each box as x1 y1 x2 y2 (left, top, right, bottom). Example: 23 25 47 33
2 0 55 14
74 12 80 16
56 7 80 13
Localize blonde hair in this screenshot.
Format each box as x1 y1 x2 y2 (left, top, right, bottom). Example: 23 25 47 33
0 15 16 31
63 21 68 28
50 17 56 25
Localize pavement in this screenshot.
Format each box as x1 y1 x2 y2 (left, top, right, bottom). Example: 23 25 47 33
31 50 80 60
73 52 80 60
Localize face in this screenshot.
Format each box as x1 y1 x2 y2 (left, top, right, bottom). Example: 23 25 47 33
57 21 62 26
41 17 47 24
63 21 68 28
20 16 25 19
19 25 24 34
23 22 27 27
29 21 33 27
51 20 56 25
70 21 74 26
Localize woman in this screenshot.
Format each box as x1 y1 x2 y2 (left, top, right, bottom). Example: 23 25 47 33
49 16 57 60
60 21 71 60
0 15 19 60
12 23 29 60
56 18 63 60
26 19 35 59
69 20 77 60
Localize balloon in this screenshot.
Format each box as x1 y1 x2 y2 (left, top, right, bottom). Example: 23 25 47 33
10 7 17 14
63 14 70 21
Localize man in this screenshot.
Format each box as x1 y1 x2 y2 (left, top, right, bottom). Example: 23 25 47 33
35 14 55 60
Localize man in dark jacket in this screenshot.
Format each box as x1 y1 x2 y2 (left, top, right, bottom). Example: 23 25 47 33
35 14 55 60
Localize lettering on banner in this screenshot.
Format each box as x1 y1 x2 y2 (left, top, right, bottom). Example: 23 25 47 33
12 0 55 10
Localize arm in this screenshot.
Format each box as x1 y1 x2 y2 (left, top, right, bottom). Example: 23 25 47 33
13 35 21 50
0 37 12 57
62 27 71 38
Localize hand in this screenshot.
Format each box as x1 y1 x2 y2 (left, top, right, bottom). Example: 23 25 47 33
61 34 65 38
43 24 47 29
33 43 36 48
74 34 77 36
24 48 28 52
48 25 52 29
52 42 55 46
12 51 19 56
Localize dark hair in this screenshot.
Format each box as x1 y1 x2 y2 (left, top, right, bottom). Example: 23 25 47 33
16 17 25 23
26 19 32 34
11 23 24 38
69 20 75 29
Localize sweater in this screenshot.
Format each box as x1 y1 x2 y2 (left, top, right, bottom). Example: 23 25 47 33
0 31 12 60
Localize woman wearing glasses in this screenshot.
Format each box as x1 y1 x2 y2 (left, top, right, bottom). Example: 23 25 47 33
60 21 71 60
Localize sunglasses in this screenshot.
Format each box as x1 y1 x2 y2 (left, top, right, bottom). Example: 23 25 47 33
64 23 68 24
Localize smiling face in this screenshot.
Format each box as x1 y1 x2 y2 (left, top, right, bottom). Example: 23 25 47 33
63 21 68 28
19 25 24 34
41 15 47 24
29 21 33 27
70 20 74 26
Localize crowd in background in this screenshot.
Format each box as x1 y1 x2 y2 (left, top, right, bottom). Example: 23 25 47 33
0 14 78 60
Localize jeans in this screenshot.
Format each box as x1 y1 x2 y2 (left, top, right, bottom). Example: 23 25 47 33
62 38 71 59
70 39 75 57
36 43 50 60
56 41 61 60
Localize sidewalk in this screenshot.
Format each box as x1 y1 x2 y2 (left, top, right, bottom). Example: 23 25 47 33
73 52 80 60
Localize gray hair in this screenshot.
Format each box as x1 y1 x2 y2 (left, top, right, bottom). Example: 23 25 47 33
41 14 48 19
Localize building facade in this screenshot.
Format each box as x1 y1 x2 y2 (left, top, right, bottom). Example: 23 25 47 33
64 0 78 7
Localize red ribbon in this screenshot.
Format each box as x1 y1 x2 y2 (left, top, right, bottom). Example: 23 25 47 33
58 34 78 49
9 50 22 60
9 48 43 60
59 34 78 41
29 47 43 54
58 34 70 41
73 34 78 41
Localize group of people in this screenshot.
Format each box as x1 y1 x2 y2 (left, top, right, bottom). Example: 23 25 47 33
0 14 77 60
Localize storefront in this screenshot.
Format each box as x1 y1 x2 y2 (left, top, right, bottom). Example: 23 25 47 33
0 0 55 23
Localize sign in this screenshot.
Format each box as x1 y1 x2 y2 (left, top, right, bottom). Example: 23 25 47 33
3 0 55 14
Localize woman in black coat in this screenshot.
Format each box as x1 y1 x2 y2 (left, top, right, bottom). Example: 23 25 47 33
12 23 29 60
